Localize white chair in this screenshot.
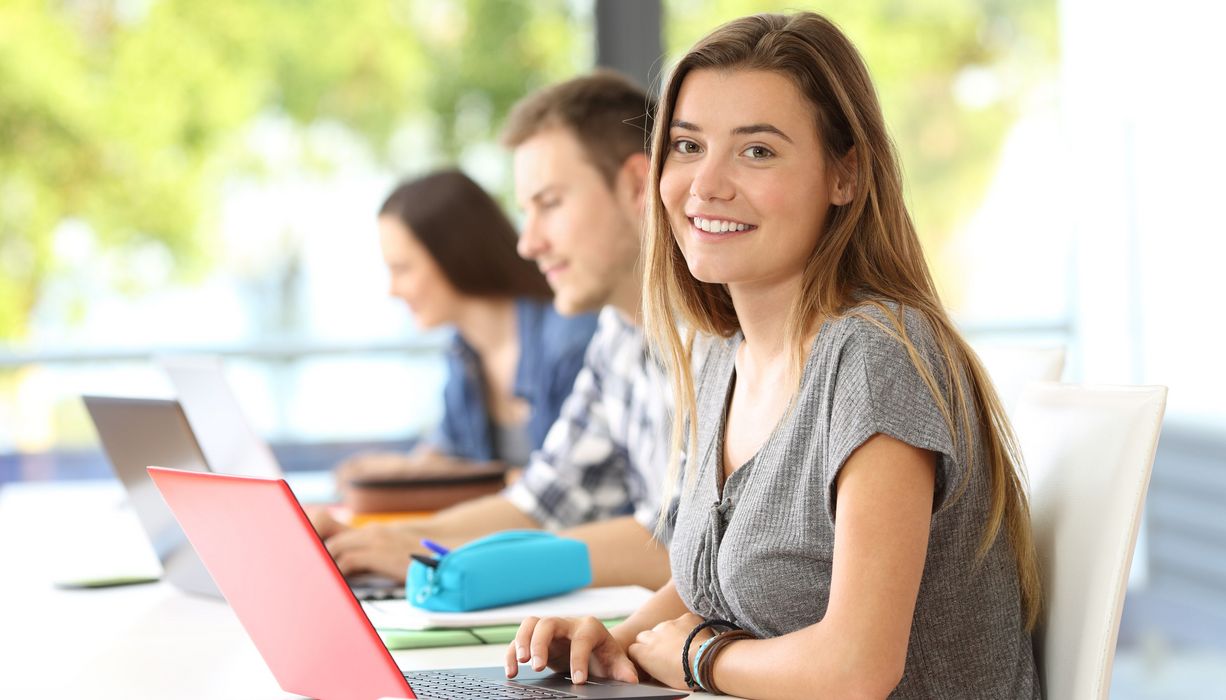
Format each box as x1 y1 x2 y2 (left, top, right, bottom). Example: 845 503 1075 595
1012 382 1167 700
973 344 1066 414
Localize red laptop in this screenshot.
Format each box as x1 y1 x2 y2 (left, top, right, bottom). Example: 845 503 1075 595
147 467 686 700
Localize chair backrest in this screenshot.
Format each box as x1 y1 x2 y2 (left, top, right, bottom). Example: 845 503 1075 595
973 344 1067 414
1012 383 1167 700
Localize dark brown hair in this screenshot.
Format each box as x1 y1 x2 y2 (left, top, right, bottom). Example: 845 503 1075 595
380 170 551 299
644 12 1041 629
500 69 655 187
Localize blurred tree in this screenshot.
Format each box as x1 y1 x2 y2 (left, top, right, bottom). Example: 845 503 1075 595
0 0 579 340
0 0 1053 340
413 0 585 158
664 0 1058 305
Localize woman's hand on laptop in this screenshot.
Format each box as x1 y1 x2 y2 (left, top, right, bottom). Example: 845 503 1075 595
506 615 639 686
324 523 417 582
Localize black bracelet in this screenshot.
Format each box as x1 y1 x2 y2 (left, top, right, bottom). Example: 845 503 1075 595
681 619 740 690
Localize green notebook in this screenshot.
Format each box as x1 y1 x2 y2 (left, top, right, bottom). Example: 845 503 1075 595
378 618 625 650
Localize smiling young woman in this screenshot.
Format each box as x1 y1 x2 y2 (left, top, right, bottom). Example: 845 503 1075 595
508 12 1041 700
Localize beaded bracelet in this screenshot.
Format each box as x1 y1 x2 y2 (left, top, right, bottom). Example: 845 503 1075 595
696 628 756 695
681 619 739 690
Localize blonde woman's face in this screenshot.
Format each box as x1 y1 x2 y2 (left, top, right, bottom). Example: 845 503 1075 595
660 68 849 292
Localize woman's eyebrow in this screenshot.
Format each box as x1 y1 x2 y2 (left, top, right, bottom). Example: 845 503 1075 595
732 124 793 143
669 119 793 144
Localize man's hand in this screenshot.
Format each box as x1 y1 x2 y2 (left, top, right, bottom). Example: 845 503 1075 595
323 523 425 581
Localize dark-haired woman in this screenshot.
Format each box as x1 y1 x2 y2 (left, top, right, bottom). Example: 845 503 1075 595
337 170 597 485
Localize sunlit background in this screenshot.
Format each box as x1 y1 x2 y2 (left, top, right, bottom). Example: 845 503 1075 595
1 0 1223 696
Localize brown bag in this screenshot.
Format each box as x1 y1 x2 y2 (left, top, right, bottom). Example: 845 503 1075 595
341 464 508 514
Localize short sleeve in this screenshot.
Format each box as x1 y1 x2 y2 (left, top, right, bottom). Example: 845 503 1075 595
503 317 636 529
823 310 961 520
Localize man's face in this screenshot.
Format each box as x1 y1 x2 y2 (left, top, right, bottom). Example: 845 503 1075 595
513 127 642 316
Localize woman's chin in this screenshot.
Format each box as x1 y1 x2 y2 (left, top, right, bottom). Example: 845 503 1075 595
411 314 444 330
685 261 732 286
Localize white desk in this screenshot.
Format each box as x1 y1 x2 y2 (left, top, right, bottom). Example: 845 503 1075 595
0 480 724 699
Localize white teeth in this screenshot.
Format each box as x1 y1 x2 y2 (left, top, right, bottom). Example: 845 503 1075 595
691 217 750 233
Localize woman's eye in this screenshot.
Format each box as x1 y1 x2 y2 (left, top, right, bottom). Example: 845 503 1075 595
672 139 701 155
743 145 774 159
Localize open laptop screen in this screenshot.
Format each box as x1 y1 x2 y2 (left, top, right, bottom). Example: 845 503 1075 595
83 396 209 561
157 356 282 479
147 468 412 700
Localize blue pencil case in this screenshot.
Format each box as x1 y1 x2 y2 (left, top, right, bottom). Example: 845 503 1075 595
407 530 592 612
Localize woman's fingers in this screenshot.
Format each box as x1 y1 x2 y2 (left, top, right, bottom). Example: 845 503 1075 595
506 616 636 685
509 616 541 675
595 638 639 684
567 617 606 684
528 617 565 671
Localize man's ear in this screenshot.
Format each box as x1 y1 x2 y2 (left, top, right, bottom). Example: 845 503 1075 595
616 151 651 214
830 147 857 206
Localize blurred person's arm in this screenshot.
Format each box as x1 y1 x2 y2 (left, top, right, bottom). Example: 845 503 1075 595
322 498 669 588
322 494 539 580
561 516 669 589
325 319 673 587
500 316 671 588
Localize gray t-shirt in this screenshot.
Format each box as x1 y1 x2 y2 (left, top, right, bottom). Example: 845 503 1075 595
670 302 1039 698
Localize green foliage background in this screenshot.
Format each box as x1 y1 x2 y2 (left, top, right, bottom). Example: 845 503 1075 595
666 0 1057 299
0 0 583 340
0 0 1054 341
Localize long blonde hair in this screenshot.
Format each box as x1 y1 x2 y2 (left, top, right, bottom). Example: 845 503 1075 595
643 12 1041 630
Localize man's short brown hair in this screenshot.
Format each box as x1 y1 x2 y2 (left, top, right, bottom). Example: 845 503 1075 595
501 70 655 187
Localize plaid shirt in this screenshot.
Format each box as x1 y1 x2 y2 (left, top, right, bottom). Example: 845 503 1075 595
505 307 675 536
428 298 597 464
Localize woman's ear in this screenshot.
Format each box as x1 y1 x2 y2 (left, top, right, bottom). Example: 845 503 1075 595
830 147 857 206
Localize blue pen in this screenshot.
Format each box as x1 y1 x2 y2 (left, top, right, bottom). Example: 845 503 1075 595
421 539 451 557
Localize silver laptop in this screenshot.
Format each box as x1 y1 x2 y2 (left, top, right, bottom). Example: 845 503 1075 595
82 396 223 598
156 354 336 504
82 395 402 601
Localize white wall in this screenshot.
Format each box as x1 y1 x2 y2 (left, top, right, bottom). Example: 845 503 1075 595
1062 0 1226 428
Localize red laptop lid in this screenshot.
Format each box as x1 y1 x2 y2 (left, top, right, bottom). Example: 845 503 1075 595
147 467 412 700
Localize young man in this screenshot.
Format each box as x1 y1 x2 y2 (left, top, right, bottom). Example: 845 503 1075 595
320 71 674 589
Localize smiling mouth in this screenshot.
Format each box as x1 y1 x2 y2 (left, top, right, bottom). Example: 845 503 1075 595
541 262 568 279
689 217 757 234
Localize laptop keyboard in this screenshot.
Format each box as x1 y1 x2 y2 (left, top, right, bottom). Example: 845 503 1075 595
404 670 578 699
